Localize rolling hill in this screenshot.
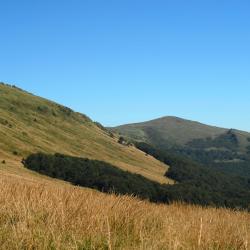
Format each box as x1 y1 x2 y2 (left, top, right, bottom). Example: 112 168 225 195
112 116 250 148
0 83 172 184
111 116 250 178
0 83 249 249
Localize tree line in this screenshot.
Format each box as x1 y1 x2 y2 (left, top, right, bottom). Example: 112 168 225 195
24 151 250 210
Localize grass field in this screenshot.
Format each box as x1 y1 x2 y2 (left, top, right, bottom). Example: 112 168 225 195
1 83 249 250
0 171 249 250
0 83 172 184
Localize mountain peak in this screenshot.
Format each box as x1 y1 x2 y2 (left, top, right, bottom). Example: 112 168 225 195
112 116 250 148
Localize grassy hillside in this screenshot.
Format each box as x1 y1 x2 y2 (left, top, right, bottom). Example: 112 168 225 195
112 116 250 148
24 152 250 209
0 84 249 249
1 171 249 250
0 83 172 184
112 116 227 145
111 116 250 178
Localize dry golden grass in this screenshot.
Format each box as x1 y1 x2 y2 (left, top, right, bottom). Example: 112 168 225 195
0 83 172 184
0 173 249 250
0 84 249 250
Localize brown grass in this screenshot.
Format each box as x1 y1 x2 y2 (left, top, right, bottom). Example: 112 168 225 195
0 83 172 184
0 173 249 250
0 84 249 249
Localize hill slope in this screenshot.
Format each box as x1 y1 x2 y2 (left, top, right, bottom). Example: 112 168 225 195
111 116 250 178
0 83 171 184
112 116 250 147
2 170 249 250
0 84 249 249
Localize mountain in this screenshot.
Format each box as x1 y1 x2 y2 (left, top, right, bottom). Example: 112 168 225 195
112 116 250 147
111 116 250 178
0 83 249 249
112 116 227 145
0 83 171 184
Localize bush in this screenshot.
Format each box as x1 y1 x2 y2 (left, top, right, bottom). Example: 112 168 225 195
57 105 73 116
118 137 127 145
37 105 49 113
0 118 9 126
94 122 114 138
108 132 115 138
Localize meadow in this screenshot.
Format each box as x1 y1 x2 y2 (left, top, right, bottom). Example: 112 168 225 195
0 171 249 250
0 83 249 250
0 83 172 184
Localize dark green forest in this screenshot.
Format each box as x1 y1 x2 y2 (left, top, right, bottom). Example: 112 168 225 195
24 153 165 202
135 142 250 209
146 130 250 179
164 145 250 178
24 151 250 210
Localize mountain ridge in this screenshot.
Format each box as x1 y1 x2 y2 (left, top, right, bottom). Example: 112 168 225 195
115 115 249 133
111 115 250 148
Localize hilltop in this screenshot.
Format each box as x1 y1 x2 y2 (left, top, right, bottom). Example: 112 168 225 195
0 83 171 184
111 116 250 178
112 116 250 148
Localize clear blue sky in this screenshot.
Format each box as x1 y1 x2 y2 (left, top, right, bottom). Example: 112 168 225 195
0 1 249 131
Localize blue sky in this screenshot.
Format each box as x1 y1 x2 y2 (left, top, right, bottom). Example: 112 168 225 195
0 1 249 130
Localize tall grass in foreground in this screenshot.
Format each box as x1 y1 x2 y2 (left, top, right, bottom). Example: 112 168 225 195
0 175 249 250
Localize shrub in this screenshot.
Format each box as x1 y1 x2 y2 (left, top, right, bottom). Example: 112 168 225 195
37 105 49 113
108 132 115 138
0 118 9 126
57 105 73 116
118 137 127 145
94 122 106 131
